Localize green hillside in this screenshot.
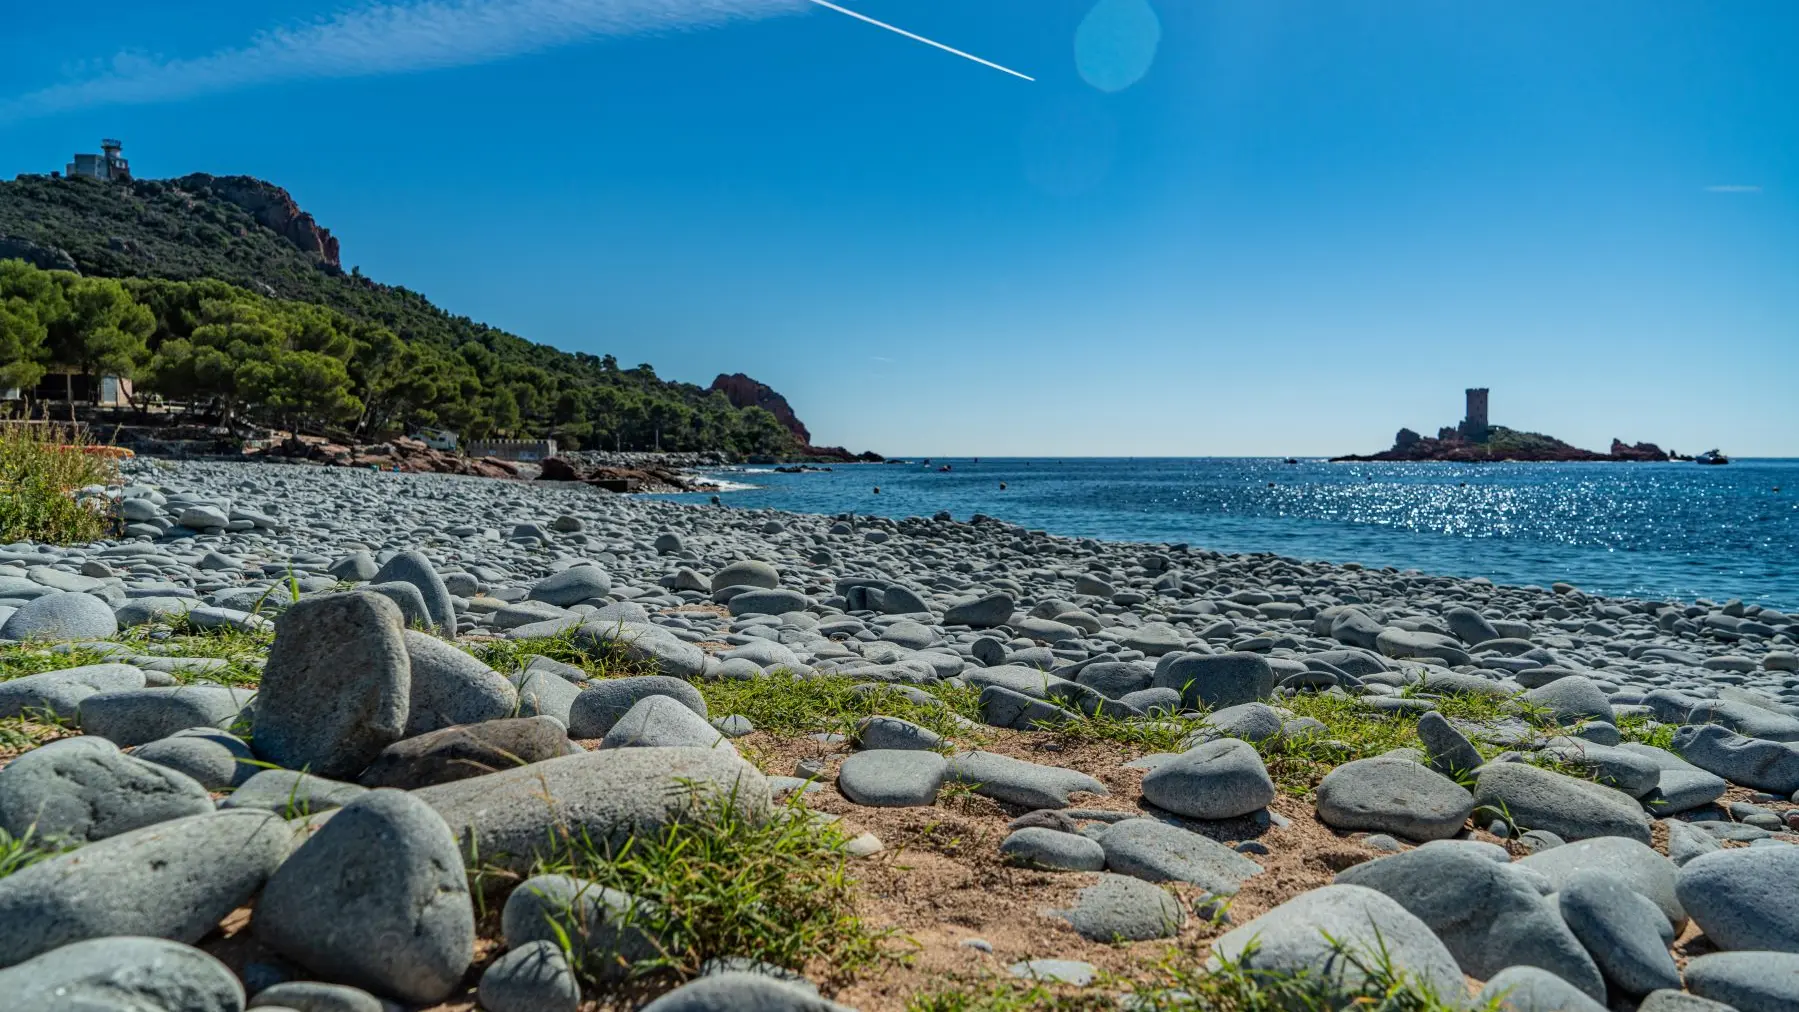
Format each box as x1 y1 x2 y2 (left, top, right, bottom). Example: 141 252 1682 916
0 172 798 455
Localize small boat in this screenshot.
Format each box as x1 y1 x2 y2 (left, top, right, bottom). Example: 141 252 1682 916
1284 457 1298 465
1695 449 1730 466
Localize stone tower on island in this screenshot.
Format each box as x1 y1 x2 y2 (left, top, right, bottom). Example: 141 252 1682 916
1460 388 1490 441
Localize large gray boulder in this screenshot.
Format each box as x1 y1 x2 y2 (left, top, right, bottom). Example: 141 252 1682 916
1470 760 1651 843
0 808 291 967
1314 756 1474 841
0 663 144 719
710 560 779 593
1140 738 1275 820
1444 607 1502 646
1677 845 1799 952
567 676 709 740
0 937 244 1012
413 747 769 871
1375 628 1470 666
0 592 118 641
251 592 411 780
401 630 517 736
0 736 212 842
371 551 456 635
1336 841 1605 999
727 589 810 617
1098 817 1263 895
1208 884 1466 1000
76 685 253 746
1151 653 1274 709
254 789 475 1004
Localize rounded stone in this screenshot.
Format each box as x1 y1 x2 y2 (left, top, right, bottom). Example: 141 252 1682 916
0 592 118 642
1140 738 1276 820
528 566 612 607
1677 844 1799 952
478 940 580 1012
253 789 475 1004
1558 868 1680 996
0 736 213 843
837 749 947 807
1050 873 1184 941
999 827 1106 871
566 675 707 739
0 937 244 1012
1314 756 1475 841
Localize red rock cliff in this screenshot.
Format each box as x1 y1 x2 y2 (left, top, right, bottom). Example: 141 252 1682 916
174 174 341 269
710 373 811 445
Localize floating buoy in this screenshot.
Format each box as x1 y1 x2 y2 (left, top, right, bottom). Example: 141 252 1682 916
999 482 1007 490
873 487 880 494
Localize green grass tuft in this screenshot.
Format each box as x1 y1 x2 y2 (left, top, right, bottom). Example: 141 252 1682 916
504 792 896 995
696 671 982 741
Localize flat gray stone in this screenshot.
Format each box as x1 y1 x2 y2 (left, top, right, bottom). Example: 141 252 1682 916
254 789 475 1004
0 663 144 720
1141 738 1275 820
1522 675 1614 726
566 675 707 739
251 592 411 780
944 593 1013 629
528 565 612 607
1559 868 1680 996
1685 951 1799 1012
837 750 945 807
944 750 1107 809
249 981 386 1012
413 747 769 871
359 716 570 789
511 666 582 724
1336 841 1605 999
0 808 291 968
1677 845 1799 952
77 685 252 746
978 684 1079 729
854 715 941 751
711 561 780 593
999 827 1105 870
1471 760 1651 843
1049 872 1183 941
1008 959 1097 985
0 937 243 1012
727 589 809 617
602 695 731 751
1208 884 1465 1000
1672 724 1799 794
1636 989 1745 1012
1315 756 1474 841
1098 817 1263 895
0 736 213 842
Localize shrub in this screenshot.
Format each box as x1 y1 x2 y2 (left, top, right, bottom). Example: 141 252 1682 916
0 424 117 543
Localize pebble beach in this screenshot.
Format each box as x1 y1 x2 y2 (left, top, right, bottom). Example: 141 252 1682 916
2 458 1798 1012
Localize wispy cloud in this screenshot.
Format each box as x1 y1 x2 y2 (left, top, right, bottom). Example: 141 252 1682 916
1 0 806 122
1705 184 1764 194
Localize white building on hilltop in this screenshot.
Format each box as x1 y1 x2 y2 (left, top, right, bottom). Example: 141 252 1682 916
66 139 131 182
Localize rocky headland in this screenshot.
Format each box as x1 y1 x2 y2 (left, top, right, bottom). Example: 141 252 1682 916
1334 425 1675 463
0 460 1795 1011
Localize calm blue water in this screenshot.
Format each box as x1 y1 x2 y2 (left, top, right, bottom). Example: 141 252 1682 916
662 458 1799 610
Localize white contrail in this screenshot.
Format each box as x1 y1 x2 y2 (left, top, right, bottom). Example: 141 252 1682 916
804 0 1033 81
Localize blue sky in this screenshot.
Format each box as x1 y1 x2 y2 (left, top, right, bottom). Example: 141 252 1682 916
2 1 1794 456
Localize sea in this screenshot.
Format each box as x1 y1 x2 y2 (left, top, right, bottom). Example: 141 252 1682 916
660 457 1799 611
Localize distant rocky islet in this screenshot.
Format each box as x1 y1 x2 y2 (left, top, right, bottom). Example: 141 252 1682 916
0 458 1795 1010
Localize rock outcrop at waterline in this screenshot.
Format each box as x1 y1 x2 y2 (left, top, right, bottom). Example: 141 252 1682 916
1333 426 1672 463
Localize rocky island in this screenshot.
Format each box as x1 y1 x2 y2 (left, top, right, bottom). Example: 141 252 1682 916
1333 388 1675 463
